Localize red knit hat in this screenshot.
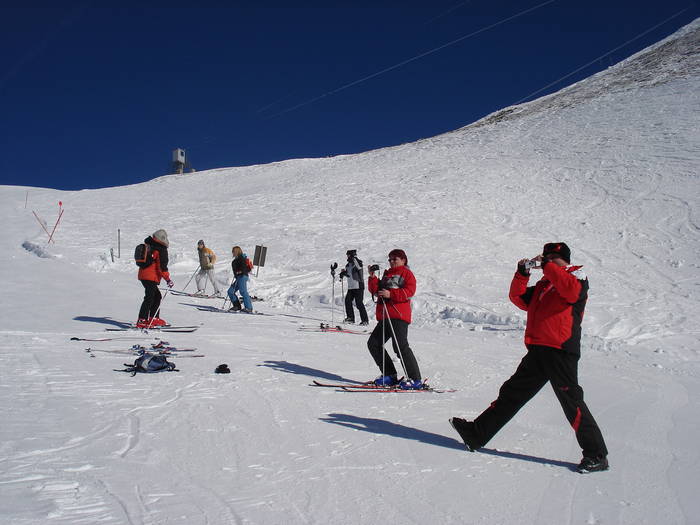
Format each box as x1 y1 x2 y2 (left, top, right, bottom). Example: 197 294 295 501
388 249 408 264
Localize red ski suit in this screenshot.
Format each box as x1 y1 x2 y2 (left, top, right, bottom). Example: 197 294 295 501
509 262 588 355
368 266 416 323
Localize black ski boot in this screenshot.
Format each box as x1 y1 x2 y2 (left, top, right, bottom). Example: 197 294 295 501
576 455 609 473
449 417 481 451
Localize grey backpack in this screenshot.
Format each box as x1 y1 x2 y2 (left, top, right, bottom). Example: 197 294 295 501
118 352 178 376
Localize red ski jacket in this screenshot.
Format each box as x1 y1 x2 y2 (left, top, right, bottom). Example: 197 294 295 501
368 266 416 324
137 236 171 284
509 263 588 355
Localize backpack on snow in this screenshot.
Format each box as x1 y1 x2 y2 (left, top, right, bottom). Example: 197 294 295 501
134 243 153 268
117 352 178 376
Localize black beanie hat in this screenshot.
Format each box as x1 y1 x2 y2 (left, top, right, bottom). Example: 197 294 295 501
542 242 571 263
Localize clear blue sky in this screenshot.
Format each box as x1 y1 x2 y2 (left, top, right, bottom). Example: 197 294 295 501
1 2 697 190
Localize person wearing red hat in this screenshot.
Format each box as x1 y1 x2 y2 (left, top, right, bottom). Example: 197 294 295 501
450 242 609 473
366 249 423 390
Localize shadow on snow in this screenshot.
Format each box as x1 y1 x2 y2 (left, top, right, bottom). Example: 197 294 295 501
73 316 131 328
258 360 364 384
320 413 464 450
321 413 579 469
478 448 578 470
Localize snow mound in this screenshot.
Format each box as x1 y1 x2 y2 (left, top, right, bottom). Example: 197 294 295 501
21 240 55 259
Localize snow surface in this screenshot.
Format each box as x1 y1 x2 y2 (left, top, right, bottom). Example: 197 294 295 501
1 19 699 525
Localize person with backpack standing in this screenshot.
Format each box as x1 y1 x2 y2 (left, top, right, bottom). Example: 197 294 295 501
227 246 254 313
136 229 173 328
339 249 369 325
449 242 609 474
195 240 221 296
366 249 423 390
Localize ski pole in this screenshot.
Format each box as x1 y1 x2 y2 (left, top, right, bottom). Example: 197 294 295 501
148 289 170 329
381 300 409 379
183 267 199 292
340 276 345 316
221 280 233 309
381 301 386 380
330 263 338 326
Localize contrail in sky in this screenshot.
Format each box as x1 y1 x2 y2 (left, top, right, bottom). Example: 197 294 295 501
512 6 693 105
264 0 556 119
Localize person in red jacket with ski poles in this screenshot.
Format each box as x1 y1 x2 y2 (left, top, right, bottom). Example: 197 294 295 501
450 242 609 473
136 229 174 328
366 249 424 390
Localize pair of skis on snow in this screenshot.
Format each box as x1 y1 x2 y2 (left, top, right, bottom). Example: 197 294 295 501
167 289 264 301
311 379 455 394
195 305 269 316
298 323 368 335
165 289 223 299
105 322 201 333
85 341 204 358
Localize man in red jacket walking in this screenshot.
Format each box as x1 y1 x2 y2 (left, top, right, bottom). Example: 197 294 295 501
367 249 423 390
450 242 609 473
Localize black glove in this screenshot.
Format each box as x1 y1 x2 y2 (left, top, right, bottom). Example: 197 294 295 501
339 269 348 278
517 261 530 277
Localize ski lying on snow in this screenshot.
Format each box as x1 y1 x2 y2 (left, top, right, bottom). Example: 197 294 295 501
312 378 455 393
85 345 197 353
311 379 384 388
298 323 368 335
105 325 200 332
165 289 263 301
87 349 205 358
340 385 456 394
195 306 269 316
165 289 222 298
71 336 159 342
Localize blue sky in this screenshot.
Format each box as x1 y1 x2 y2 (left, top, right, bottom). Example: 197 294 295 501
1 2 697 190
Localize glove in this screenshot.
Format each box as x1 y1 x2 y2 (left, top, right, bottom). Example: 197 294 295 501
339 270 348 278
167 280 174 288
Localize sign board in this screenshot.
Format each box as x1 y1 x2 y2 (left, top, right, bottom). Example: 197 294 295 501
253 245 267 267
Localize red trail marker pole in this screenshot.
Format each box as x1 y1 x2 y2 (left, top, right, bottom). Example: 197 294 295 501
47 201 64 244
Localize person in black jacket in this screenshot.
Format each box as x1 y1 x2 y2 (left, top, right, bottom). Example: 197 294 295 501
227 246 253 312
339 249 369 325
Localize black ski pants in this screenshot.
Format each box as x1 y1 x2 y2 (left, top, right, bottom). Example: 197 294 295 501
138 280 162 320
473 345 608 458
344 288 368 323
367 318 421 381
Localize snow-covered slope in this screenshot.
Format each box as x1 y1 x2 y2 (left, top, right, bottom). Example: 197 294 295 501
1 19 698 525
